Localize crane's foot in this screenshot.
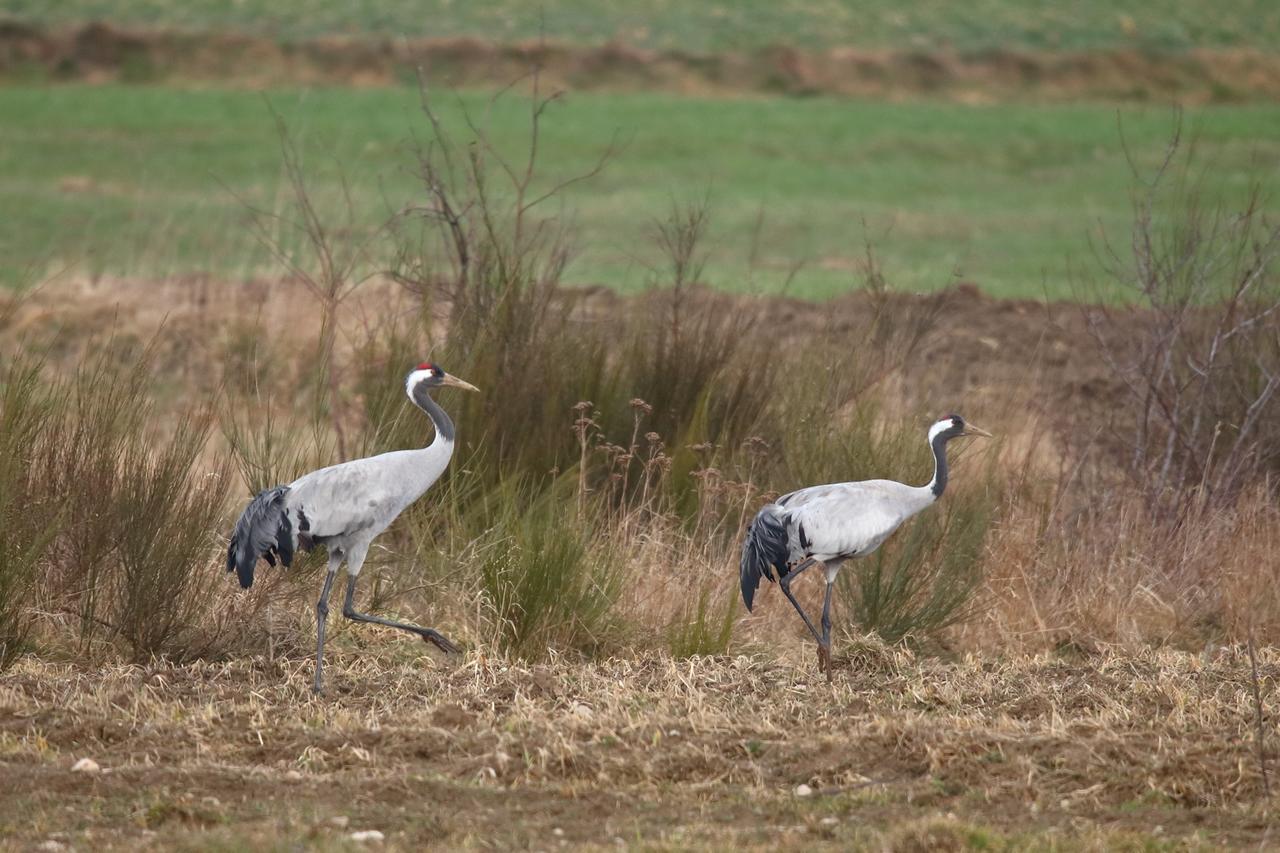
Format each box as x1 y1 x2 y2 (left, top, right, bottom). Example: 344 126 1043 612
816 643 833 681
420 629 460 656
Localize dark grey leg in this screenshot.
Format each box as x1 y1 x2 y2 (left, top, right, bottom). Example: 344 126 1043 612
778 558 823 646
341 573 460 655
820 580 834 683
313 566 339 695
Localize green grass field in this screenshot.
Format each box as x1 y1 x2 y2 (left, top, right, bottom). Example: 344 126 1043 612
4 85 1277 299
5 0 1280 53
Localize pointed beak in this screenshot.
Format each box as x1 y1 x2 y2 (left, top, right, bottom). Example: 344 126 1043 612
441 374 480 393
963 424 993 438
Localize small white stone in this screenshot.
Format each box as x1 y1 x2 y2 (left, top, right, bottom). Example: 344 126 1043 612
552 827 565 837
71 758 100 775
569 702 593 719
283 769 303 782
819 816 839 826
36 842 67 852
329 815 350 829
794 783 813 798
349 830 385 843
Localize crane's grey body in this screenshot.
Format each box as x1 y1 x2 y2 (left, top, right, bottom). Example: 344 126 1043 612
774 479 934 566
740 415 988 680
227 364 476 694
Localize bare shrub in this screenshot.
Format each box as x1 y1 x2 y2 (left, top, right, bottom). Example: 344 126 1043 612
388 73 620 492
1084 122 1280 518
238 111 393 460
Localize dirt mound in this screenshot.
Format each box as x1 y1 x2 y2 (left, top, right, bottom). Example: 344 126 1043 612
4 20 1280 102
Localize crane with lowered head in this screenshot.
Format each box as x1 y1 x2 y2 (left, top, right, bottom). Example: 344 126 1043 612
740 414 991 682
227 362 478 694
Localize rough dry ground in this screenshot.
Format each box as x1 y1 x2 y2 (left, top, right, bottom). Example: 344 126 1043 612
1 639 1276 850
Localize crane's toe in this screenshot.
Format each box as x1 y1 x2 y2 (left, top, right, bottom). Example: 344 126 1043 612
420 629 461 656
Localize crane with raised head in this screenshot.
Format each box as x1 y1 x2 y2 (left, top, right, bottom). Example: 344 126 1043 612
740 414 991 682
227 362 478 694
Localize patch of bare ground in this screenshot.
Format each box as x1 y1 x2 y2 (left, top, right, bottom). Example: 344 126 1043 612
3 21 1280 102
0 645 1273 849
0 276 1112 422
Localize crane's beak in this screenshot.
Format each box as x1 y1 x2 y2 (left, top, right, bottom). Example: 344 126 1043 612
962 423 993 438
441 374 480 393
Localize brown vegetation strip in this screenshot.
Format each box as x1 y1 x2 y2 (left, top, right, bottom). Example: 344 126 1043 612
0 646 1275 848
4 21 1280 102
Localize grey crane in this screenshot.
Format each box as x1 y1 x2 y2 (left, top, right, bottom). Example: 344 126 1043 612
740 414 990 681
227 362 478 694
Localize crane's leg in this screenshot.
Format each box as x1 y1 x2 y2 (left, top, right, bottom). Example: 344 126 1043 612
313 551 343 695
340 547 460 656
778 558 824 651
819 579 834 683
817 560 843 681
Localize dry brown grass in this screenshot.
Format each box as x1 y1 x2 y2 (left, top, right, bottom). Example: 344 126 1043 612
1 642 1275 849
7 270 1280 663
972 487 1280 654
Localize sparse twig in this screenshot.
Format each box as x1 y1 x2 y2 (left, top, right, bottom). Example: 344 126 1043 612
1248 633 1271 798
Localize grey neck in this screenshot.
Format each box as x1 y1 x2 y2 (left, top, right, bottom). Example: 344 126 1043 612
411 383 455 445
929 432 949 499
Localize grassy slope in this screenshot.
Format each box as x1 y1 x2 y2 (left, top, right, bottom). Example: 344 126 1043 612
4 0 1280 52
3 85 1278 299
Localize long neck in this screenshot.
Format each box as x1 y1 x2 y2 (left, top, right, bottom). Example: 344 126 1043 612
411 384 455 447
926 432 949 499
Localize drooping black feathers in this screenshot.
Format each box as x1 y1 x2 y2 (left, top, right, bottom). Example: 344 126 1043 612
226 485 301 589
739 505 791 611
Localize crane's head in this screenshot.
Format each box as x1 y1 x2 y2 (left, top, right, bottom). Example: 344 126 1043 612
405 362 480 396
929 414 993 443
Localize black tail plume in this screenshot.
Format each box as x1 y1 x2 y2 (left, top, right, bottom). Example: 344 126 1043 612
740 505 790 611
226 486 294 589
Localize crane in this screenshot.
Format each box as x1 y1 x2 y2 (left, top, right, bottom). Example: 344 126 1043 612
227 362 478 694
740 414 991 682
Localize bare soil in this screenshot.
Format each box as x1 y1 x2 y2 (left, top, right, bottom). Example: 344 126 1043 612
4 21 1280 102
0 276 1116 419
